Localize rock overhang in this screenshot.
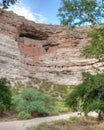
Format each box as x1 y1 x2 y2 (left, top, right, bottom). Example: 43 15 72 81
0 9 103 85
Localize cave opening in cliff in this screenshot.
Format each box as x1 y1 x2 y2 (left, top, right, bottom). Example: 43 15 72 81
19 33 45 40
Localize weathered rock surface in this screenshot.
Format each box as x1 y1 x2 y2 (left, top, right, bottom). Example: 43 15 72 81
0 9 103 85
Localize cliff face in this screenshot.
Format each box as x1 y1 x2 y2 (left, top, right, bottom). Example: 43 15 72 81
0 9 103 85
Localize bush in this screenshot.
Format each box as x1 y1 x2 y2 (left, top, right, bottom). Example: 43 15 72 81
18 111 32 120
12 87 54 117
0 78 12 114
69 116 78 122
66 72 104 120
31 77 69 98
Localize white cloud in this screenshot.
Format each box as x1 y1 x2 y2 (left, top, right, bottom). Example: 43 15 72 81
8 2 47 23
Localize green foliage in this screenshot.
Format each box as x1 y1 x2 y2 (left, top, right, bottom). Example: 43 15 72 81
69 116 78 122
54 99 69 113
30 78 70 114
58 0 104 26
11 78 69 115
82 26 104 58
32 78 69 98
66 72 104 120
0 0 18 9
0 78 12 113
18 111 32 120
53 119 68 125
12 87 55 117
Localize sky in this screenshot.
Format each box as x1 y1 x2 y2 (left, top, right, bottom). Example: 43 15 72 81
0 0 61 25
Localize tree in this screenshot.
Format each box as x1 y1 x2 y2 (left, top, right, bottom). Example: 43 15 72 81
0 78 12 114
66 72 104 120
0 0 18 9
57 0 104 27
82 26 104 59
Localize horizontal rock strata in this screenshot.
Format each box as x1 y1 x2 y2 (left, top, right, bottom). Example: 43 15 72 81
0 9 103 85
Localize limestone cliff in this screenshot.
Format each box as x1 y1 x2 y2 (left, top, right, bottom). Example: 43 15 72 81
0 9 103 85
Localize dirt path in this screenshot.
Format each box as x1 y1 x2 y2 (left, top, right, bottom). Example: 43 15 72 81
0 112 80 130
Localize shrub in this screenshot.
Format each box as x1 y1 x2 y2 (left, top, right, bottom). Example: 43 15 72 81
0 78 12 114
69 116 78 122
18 111 32 120
66 72 104 120
12 87 54 117
31 77 69 98
54 99 69 113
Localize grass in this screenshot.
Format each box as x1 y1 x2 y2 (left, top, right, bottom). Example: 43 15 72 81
54 99 69 114
27 123 47 130
69 116 78 122
27 117 104 130
27 120 70 130
11 77 70 99
31 77 69 98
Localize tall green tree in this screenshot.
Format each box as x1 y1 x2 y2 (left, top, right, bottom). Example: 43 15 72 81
0 0 18 9
57 0 104 27
66 72 104 120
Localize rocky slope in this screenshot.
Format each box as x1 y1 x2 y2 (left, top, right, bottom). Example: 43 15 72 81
0 9 103 85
